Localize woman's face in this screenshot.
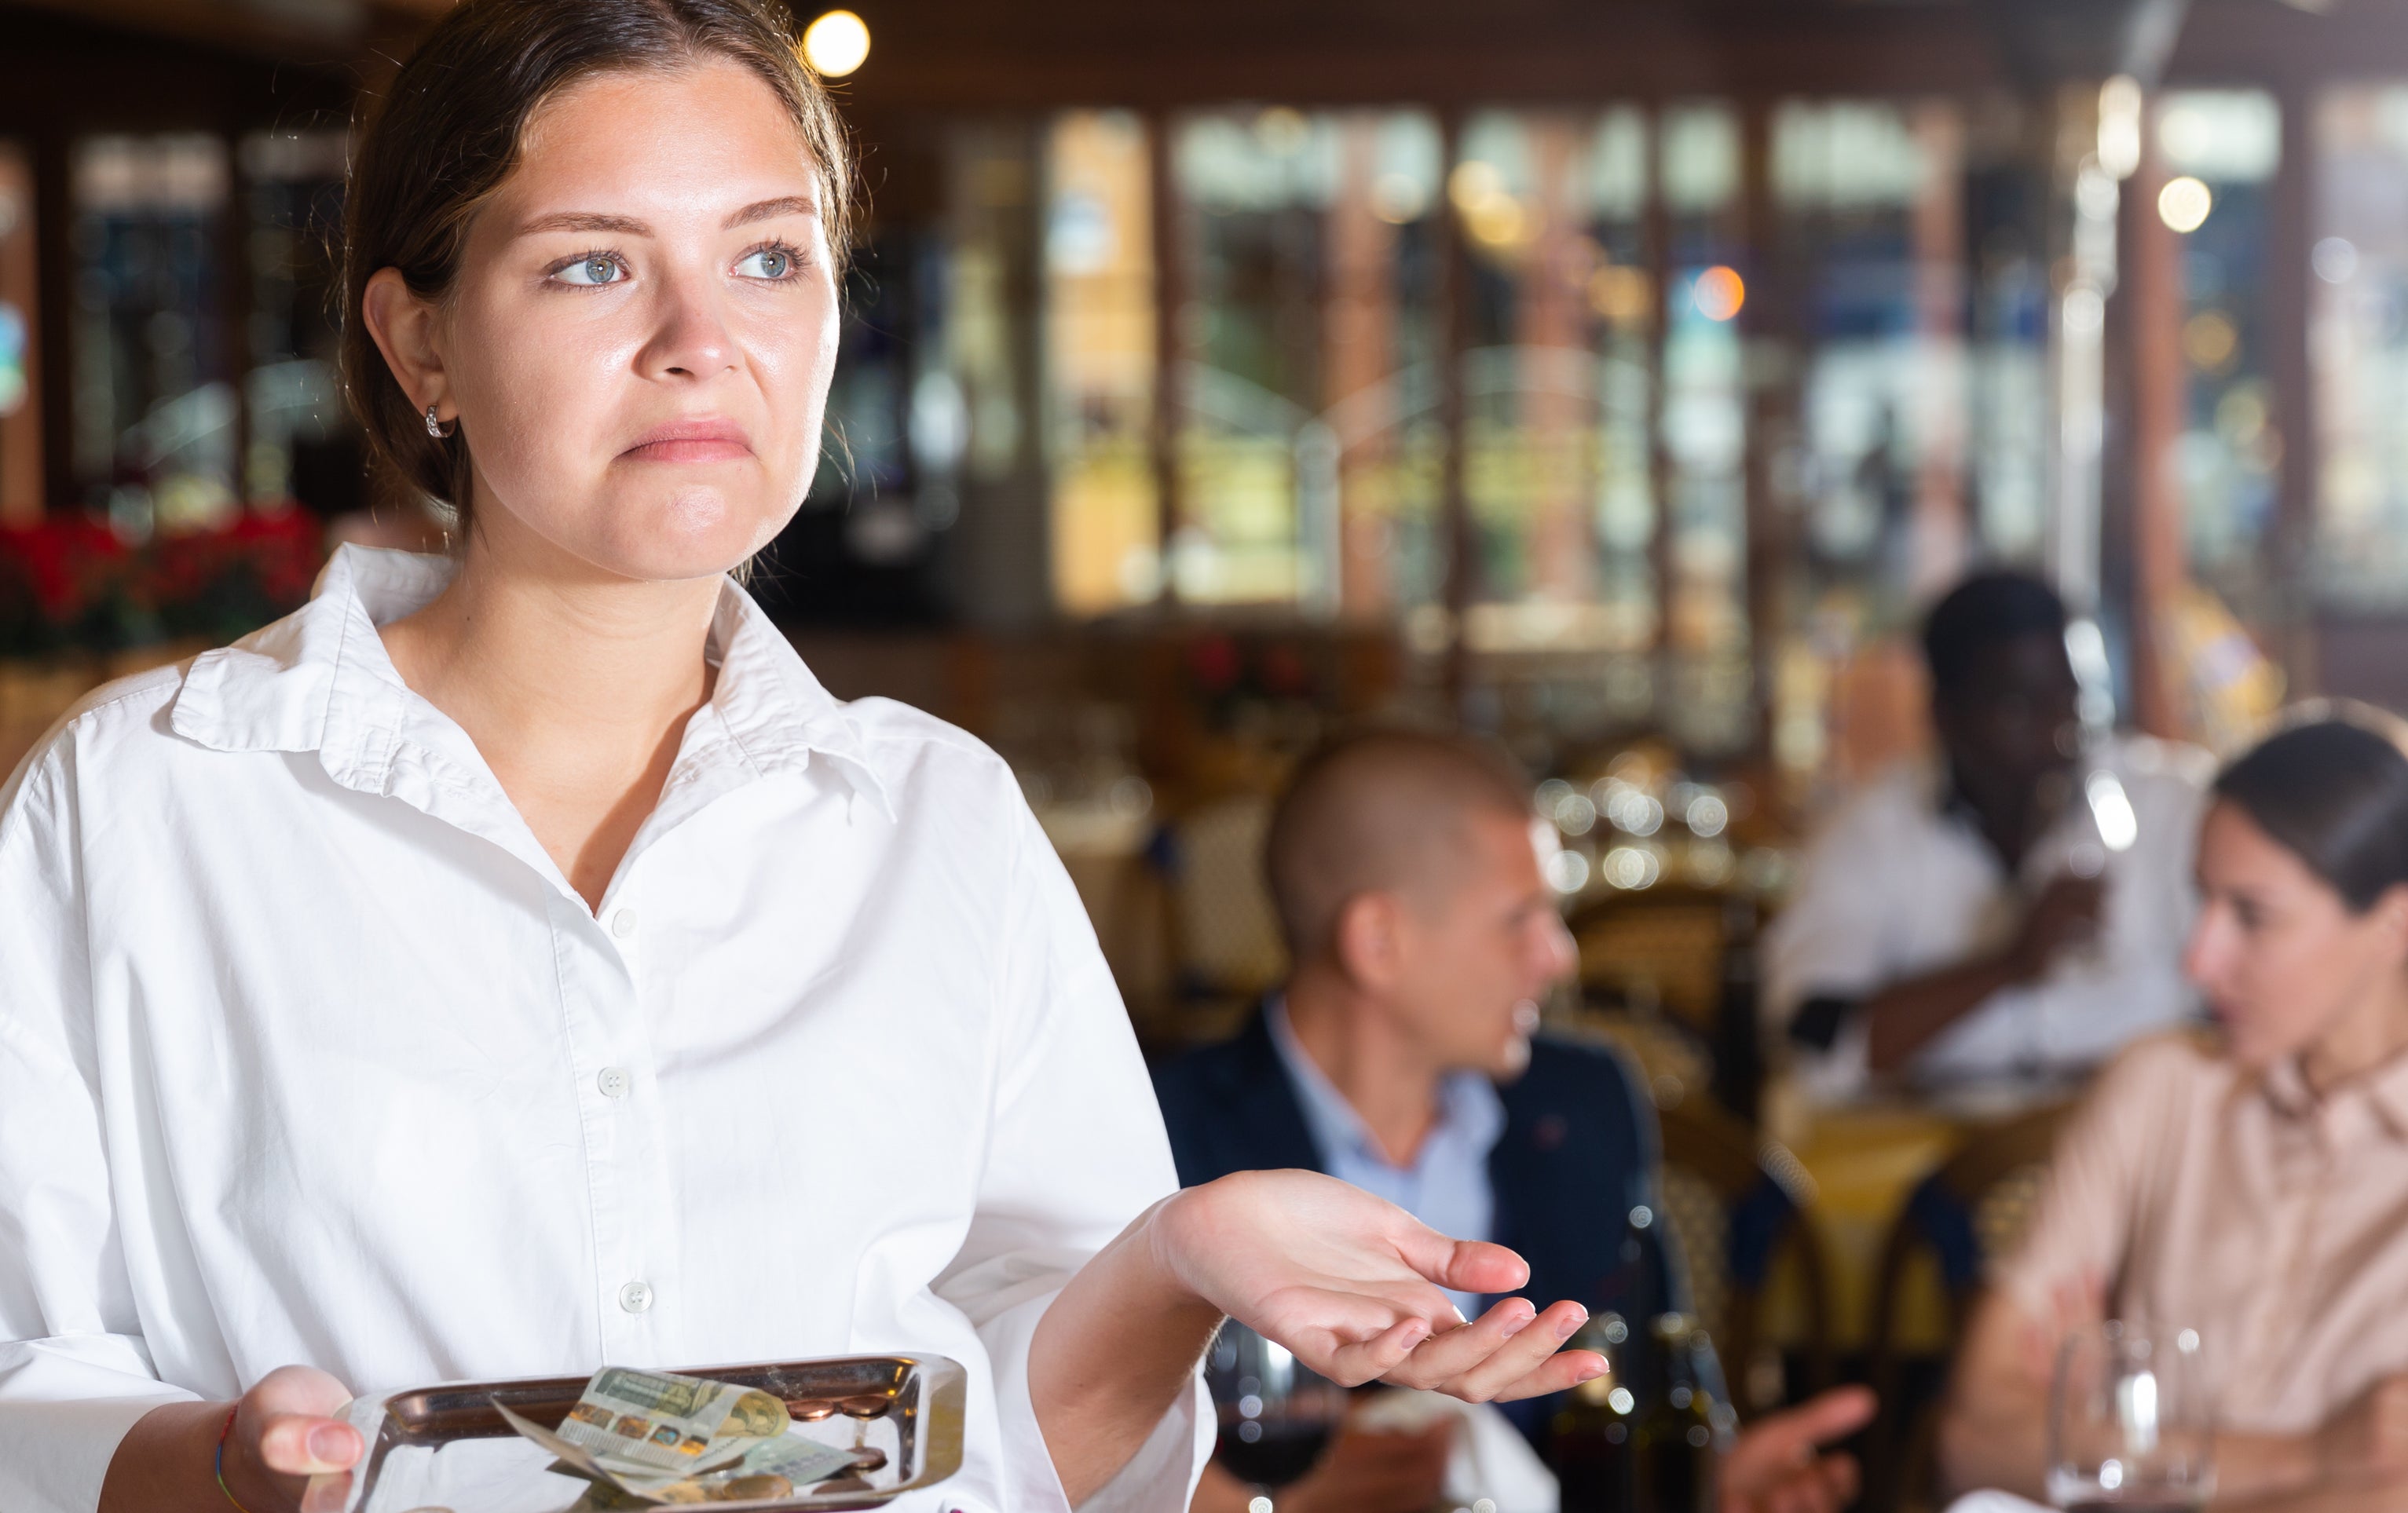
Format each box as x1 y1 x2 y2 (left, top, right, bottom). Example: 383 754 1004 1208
2183 799 2408 1066
408 59 840 582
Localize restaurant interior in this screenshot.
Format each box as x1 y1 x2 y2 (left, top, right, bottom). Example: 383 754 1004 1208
5 0 2408 1507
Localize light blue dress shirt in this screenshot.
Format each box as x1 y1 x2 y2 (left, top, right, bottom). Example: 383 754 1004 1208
1264 997 1507 1321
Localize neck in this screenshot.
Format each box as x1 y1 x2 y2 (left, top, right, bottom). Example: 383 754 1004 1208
1950 758 2049 868
387 531 720 747
2300 972 2408 1098
376 521 725 907
1282 960 1449 1168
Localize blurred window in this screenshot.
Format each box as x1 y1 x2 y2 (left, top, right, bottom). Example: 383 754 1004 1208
1963 99 2051 569
948 126 1034 492
1172 108 1444 616
1659 101 1752 755
71 133 235 537
2157 90 2282 614
1766 98 1969 778
1453 108 1656 670
0 140 37 523
1045 110 1158 614
239 129 352 517
2313 86 2408 609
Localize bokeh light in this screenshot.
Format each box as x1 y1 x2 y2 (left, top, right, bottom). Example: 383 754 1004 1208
802 9 871 77
1693 265 1745 322
1450 159 1535 250
2157 174 2212 234
1588 265 1652 323
2313 236 2359 283
1544 848 1594 895
2183 309 2239 373
1602 845 1663 891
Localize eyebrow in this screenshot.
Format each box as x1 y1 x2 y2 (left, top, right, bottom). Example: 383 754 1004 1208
515 196 820 239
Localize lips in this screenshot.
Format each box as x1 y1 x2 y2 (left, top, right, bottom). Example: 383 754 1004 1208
621 418 753 462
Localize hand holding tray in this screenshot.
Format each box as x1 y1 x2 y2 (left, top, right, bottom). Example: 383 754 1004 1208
306 1355 965 1512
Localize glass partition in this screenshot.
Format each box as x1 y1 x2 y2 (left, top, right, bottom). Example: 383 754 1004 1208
0 140 38 523
2157 90 2282 616
2312 86 2408 609
1045 110 1158 615
1171 108 1444 614
72 133 235 535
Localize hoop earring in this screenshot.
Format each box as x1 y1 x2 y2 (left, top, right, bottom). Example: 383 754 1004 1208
424 404 454 440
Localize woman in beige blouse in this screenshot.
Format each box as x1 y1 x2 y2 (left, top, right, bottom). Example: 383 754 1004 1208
1942 708 2408 1506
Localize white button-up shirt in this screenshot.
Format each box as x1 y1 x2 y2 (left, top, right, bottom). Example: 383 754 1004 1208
0 546 1206 1513
1761 736 2211 1105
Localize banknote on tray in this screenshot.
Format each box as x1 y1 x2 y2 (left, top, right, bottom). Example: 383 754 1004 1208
494 1366 859 1506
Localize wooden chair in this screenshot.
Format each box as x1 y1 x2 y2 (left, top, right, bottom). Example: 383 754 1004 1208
1861 1102 2071 1513
1140 793 1288 1051
1656 1100 1838 1418
1567 886 1769 1119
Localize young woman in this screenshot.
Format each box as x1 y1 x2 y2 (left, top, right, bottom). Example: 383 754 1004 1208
1941 707 2408 1508
0 5 1602 1511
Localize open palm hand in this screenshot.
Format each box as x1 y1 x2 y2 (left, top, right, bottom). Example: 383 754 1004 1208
1155 1168 1605 1402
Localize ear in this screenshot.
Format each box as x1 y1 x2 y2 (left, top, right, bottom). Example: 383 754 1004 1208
360 267 453 424
1331 891 1407 994
2374 883 2408 967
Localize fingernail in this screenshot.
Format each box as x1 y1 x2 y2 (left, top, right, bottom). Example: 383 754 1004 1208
307 1423 354 1465
1557 1307 1589 1340
1579 1358 1609 1382
1499 1304 1538 1339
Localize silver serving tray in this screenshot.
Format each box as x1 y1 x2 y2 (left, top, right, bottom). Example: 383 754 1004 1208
312 1354 967 1512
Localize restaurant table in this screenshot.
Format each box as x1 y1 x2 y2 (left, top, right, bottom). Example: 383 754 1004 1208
1772 1099 1968 1354
1757 1082 2072 1358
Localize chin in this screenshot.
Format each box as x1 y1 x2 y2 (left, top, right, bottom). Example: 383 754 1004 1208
2212 1016 2279 1069
593 493 785 582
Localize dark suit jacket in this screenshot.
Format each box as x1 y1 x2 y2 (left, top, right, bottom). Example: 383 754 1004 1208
1151 1007 1684 1445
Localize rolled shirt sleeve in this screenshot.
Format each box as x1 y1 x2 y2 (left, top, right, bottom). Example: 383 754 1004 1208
930 802 1211 1513
0 736 199 1513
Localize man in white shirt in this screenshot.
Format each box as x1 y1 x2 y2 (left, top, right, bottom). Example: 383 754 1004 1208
1762 572 2210 1105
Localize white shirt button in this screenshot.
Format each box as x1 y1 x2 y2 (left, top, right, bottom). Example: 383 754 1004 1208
598 1066 631 1099
610 908 638 939
619 1280 654 1314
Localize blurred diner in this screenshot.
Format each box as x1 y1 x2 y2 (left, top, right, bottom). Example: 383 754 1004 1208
1154 729 1876 1513
1941 709 2408 1506
1763 572 2211 1107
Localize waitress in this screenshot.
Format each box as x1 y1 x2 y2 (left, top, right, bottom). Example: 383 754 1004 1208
0 3 1600 1511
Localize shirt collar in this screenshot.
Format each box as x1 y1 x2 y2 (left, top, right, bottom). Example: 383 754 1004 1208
1264 994 1507 1175
169 544 895 820
2257 1047 2408 1142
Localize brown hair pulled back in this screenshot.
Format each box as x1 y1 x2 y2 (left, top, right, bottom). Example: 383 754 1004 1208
339 0 854 524
2216 702 2408 914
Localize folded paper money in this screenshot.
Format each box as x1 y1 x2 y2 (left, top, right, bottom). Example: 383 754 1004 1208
495 1367 858 1506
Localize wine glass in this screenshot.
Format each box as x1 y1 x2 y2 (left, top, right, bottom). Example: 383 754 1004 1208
2046 1321 2215 1513
1203 1321 1350 1490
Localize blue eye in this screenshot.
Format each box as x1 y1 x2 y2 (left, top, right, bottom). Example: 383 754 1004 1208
737 247 798 280
556 254 624 287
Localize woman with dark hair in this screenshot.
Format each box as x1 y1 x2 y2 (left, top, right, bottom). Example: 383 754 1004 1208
0 5 1599 1511
1940 706 2408 1504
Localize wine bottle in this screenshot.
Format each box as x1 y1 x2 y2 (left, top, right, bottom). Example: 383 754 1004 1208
1629 1314 1728 1513
1550 1311 1634 1513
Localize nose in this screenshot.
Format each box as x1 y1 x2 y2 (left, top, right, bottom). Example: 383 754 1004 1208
2179 905 2224 991
1538 913 1579 986
641 266 738 382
